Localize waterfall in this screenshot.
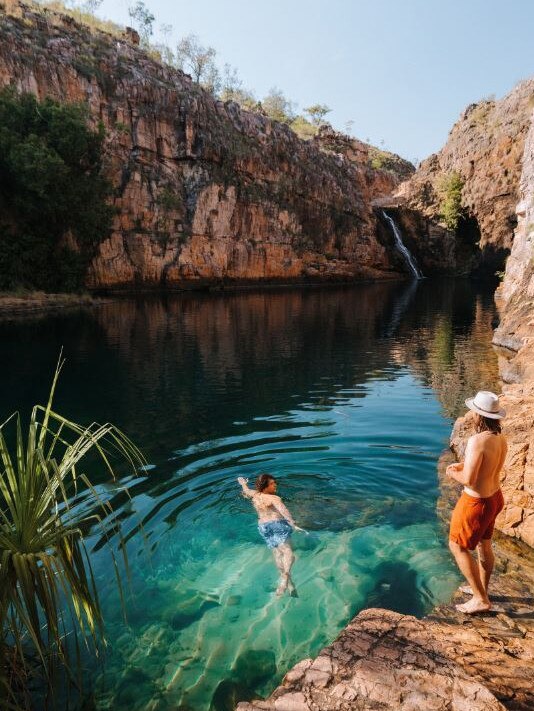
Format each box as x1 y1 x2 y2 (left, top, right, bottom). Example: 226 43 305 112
382 211 424 280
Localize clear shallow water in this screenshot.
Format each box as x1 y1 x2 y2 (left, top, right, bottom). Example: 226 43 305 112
0 279 500 710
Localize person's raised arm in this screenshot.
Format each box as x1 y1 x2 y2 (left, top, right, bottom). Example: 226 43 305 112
237 476 255 499
447 436 483 487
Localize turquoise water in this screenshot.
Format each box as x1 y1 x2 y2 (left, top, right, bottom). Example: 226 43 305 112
0 279 499 710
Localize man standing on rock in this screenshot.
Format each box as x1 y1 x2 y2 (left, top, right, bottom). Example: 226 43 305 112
447 391 507 614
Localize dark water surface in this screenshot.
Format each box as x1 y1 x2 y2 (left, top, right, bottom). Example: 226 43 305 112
0 279 500 710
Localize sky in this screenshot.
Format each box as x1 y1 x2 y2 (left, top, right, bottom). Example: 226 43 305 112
96 0 534 164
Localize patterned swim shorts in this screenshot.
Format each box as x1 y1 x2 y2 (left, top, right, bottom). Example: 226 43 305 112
258 519 293 549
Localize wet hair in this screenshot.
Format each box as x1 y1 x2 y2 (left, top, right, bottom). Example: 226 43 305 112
255 473 276 492
474 413 502 434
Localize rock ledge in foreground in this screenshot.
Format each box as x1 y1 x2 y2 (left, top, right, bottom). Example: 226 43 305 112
237 600 534 711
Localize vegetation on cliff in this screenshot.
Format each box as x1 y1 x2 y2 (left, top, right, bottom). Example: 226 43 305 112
396 80 534 275
0 88 113 292
27 0 353 144
437 171 464 231
0 2 413 289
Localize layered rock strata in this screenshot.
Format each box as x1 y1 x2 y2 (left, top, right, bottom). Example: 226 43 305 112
395 81 534 273
0 2 415 290
451 108 534 549
237 608 508 711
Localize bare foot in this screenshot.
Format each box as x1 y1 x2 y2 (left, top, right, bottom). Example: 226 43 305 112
455 597 491 615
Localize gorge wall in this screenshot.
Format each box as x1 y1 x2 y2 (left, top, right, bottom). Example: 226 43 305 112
451 107 534 549
0 2 417 290
395 80 534 275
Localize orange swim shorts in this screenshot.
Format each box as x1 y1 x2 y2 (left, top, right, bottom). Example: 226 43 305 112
449 489 504 550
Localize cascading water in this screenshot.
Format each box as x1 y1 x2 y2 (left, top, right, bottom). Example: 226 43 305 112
382 211 424 279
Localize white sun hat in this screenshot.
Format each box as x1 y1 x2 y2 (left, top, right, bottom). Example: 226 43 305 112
465 391 505 419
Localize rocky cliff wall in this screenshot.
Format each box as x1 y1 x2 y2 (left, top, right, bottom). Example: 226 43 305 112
0 2 414 290
450 108 534 549
396 81 534 274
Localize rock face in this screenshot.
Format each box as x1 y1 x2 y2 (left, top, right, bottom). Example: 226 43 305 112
237 609 507 711
0 2 415 290
237 581 534 711
450 108 534 550
396 81 534 274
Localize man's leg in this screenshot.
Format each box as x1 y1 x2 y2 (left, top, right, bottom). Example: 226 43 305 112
276 543 295 596
272 547 289 595
477 539 495 594
449 540 491 613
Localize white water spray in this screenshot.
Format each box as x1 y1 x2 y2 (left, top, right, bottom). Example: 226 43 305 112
382 211 424 279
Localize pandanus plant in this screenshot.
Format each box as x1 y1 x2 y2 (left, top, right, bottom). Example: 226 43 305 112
0 358 145 708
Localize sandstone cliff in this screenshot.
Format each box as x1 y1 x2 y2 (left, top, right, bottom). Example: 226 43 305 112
450 108 534 550
0 2 416 290
396 81 534 274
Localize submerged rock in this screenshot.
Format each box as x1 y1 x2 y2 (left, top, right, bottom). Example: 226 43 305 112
232 649 277 686
210 679 255 711
170 597 220 631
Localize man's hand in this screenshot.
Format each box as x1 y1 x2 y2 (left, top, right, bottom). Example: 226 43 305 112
294 525 309 534
237 477 248 486
447 463 462 477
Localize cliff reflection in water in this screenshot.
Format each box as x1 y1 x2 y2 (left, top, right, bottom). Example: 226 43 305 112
0 280 499 511
92 278 499 438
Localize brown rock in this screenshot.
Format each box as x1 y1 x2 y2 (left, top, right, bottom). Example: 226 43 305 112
396 83 534 274
124 26 140 45
0 3 416 291
236 608 520 711
444 106 534 549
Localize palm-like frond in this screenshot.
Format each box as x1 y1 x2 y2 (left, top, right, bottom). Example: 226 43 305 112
0 357 146 707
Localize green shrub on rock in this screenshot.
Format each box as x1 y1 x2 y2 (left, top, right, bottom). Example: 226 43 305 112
0 88 113 292
438 171 464 231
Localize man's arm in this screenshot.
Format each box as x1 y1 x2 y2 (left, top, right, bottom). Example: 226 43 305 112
237 477 255 499
447 437 483 487
271 496 296 526
272 495 309 532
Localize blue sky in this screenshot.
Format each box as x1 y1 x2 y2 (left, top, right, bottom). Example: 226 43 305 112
97 0 534 163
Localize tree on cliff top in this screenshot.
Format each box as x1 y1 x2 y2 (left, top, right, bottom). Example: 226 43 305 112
0 89 113 292
261 88 296 124
176 34 221 93
304 104 331 126
127 0 155 44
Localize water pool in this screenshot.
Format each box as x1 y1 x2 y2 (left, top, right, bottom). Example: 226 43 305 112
0 279 500 710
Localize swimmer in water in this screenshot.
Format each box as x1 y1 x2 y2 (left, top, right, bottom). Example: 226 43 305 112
237 473 305 596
